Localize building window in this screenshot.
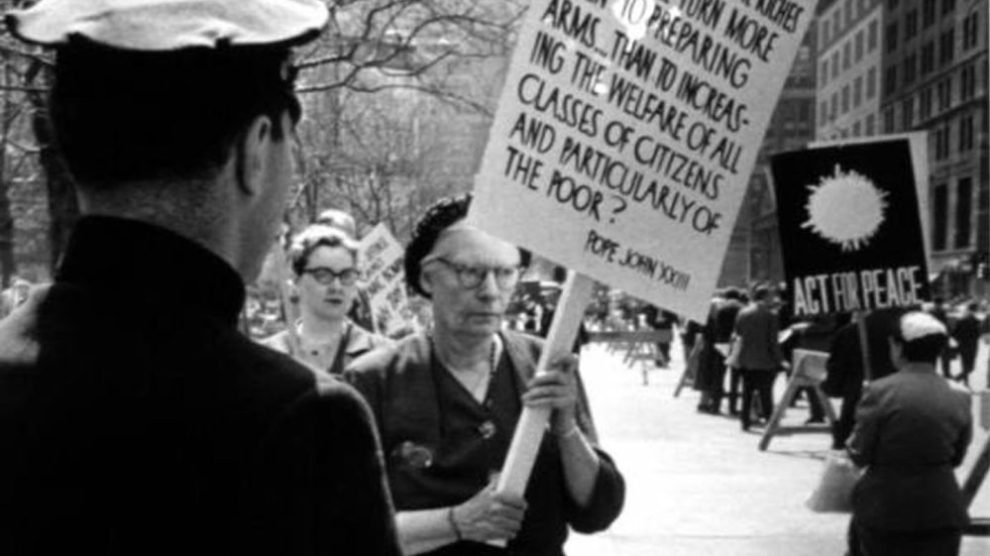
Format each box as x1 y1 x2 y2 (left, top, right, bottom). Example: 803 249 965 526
853 120 862 136
842 85 851 113
846 0 854 26
959 113 974 151
933 183 947 251
923 0 935 27
961 63 976 100
831 92 838 119
937 76 951 111
901 97 914 129
903 53 917 85
886 22 898 52
884 66 897 96
866 113 876 135
854 75 863 107
854 30 864 63
867 66 877 98
954 177 971 248
941 0 954 16
905 10 918 39
921 41 935 74
843 42 851 70
920 87 933 120
833 10 841 36
935 123 951 160
821 60 829 85
820 100 829 124
939 28 954 64
832 51 840 78
884 106 896 132
963 12 979 51
868 20 878 51
822 20 831 46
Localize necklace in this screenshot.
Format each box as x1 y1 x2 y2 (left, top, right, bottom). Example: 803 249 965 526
432 335 500 402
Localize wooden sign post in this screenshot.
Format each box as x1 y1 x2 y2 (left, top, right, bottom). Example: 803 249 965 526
496 272 594 501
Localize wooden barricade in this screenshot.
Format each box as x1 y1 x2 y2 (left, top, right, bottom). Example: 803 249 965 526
586 329 672 385
758 349 837 451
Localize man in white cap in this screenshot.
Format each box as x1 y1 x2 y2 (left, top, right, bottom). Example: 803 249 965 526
0 2 399 555
846 311 972 556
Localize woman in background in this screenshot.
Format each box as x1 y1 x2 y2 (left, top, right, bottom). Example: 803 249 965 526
262 224 390 374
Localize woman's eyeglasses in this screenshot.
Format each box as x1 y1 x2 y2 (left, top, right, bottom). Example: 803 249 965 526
301 267 360 286
426 258 520 290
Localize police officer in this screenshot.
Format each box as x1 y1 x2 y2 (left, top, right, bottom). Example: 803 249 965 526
0 1 399 555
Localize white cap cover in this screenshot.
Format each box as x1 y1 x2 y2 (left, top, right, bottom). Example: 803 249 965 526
900 311 948 341
5 0 329 50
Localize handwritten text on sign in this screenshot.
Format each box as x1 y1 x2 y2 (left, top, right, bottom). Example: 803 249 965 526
360 224 417 337
470 0 813 320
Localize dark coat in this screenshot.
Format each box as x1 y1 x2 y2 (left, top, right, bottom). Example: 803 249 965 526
730 303 783 371
0 217 399 556
847 367 972 531
346 331 624 555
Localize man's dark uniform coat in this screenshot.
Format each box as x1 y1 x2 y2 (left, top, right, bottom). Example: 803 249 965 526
0 217 400 556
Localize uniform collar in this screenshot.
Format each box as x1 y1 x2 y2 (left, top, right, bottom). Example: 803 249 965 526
56 216 245 327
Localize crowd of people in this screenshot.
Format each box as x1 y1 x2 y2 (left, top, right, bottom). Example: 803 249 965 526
603 283 986 556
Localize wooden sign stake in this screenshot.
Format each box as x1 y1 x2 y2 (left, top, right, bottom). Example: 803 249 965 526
496 271 594 500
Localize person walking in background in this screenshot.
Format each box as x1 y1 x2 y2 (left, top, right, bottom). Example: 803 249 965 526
697 288 744 414
0 2 399 554
729 286 785 431
822 309 903 450
846 311 972 556
261 224 391 374
951 302 982 388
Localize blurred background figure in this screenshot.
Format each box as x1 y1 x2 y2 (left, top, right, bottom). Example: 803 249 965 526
261 224 390 374
0 277 32 318
951 301 983 388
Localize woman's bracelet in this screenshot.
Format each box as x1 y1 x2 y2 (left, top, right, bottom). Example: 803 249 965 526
447 506 462 541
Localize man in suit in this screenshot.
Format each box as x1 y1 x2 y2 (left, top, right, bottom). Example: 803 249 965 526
0 2 399 555
730 285 784 430
846 311 972 556
823 308 904 450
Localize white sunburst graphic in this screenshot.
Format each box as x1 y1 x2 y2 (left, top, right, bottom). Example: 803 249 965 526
801 164 888 252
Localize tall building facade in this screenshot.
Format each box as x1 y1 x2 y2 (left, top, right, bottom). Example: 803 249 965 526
816 0 885 139
721 19 819 287
881 0 988 297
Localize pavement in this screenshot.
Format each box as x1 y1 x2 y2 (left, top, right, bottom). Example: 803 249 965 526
564 339 990 556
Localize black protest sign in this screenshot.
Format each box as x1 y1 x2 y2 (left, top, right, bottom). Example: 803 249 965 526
771 139 930 317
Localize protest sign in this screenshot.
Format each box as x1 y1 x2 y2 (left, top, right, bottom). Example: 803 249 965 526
359 224 418 337
470 0 816 321
771 137 931 318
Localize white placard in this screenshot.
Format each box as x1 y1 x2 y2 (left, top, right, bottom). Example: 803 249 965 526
359 224 418 337
470 0 816 321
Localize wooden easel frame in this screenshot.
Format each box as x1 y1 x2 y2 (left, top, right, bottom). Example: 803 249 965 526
758 349 837 451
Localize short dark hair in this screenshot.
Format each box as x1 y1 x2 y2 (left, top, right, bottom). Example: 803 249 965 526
289 226 359 276
752 285 771 301
404 193 530 298
50 39 301 187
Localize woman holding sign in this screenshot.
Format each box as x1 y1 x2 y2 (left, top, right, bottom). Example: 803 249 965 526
261 224 391 374
346 195 624 555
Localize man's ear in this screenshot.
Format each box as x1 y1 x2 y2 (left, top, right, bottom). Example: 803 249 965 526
419 267 434 296
236 114 275 197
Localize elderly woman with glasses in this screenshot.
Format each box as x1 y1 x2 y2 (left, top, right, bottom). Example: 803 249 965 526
345 195 624 556
262 224 391 375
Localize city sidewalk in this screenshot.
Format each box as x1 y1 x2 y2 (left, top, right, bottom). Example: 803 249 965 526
565 340 990 556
